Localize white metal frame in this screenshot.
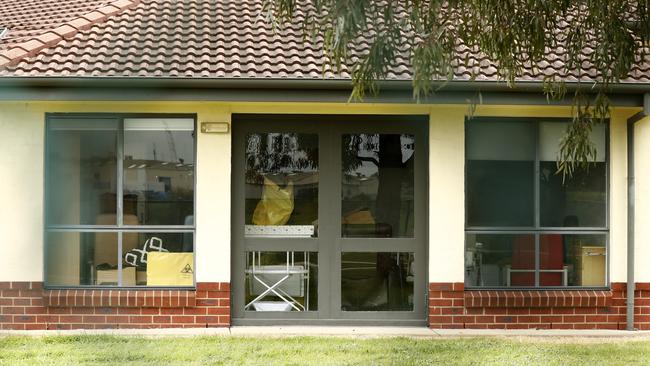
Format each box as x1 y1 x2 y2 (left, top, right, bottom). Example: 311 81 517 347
505 265 568 287
245 251 311 311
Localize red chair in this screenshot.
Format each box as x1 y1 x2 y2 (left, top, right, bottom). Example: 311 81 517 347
510 235 565 286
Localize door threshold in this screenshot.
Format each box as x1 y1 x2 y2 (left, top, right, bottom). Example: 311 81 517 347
232 318 427 327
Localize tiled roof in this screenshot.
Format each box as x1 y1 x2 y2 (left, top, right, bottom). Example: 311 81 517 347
0 0 110 51
0 0 649 83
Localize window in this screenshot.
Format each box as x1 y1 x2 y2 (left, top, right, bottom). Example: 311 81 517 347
465 118 607 288
342 134 415 238
45 115 195 287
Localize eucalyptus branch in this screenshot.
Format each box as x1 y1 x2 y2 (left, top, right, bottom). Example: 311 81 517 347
264 0 650 177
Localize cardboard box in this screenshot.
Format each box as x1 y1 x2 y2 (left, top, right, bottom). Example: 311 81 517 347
147 252 194 286
136 270 147 286
96 266 136 286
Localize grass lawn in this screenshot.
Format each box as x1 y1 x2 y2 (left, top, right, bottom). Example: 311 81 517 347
1 335 650 365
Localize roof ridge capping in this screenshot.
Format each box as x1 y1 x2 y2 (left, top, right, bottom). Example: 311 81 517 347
0 0 141 68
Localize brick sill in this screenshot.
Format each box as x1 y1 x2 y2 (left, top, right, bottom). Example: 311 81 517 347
464 290 613 308
44 289 197 308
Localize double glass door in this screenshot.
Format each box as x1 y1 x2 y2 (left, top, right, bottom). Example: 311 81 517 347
232 115 428 324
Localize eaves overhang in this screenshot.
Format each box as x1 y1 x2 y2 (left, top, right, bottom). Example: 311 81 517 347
0 77 648 106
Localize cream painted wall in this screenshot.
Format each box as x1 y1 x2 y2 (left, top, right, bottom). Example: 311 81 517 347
0 103 45 281
0 100 639 288
428 106 467 282
633 115 650 282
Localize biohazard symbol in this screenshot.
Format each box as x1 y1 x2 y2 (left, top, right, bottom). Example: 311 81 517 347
181 264 193 274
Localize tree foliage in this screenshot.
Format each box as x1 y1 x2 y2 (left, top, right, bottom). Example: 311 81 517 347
263 0 650 177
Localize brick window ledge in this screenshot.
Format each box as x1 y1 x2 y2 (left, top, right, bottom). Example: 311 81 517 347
464 290 613 308
44 289 197 308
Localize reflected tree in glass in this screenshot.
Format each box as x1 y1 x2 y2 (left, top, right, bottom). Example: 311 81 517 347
342 134 415 238
245 133 319 227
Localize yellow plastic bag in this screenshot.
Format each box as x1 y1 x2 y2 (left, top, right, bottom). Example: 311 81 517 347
147 252 194 286
252 177 294 225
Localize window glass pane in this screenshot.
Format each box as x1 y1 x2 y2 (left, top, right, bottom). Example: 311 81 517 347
341 252 414 311
244 133 318 238
46 232 118 286
465 234 535 287
124 232 194 286
539 122 607 227
245 251 317 311
342 134 415 238
466 121 535 227
123 118 195 226
540 234 606 287
46 118 118 225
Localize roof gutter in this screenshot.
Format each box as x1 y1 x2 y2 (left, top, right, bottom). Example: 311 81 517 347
626 93 650 331
0 76 649 93
0 77 648 105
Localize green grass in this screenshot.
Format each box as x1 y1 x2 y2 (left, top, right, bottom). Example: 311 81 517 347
1 335 649 365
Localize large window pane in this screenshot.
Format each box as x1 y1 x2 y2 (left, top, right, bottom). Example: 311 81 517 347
465 234 535 287
342 134 415 238
540 234 606 287
539 122 607 227
341 252 414 311
46 118 118 225
466 121 536 227
46 232 118 286
245 251 317 311
244 133 318 237
123 118 195 226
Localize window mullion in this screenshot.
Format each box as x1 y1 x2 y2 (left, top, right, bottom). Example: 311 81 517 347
534 121 541 287
117 118 124 287
117 117 124 228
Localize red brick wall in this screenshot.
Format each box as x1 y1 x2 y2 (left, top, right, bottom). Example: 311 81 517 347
0 282 230 330
428 282 650 330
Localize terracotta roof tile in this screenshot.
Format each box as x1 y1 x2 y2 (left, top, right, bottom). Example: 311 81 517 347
0 0 111 50
0 0 649 83
0 0 140 69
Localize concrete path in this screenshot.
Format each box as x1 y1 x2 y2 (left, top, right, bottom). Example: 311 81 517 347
2 326 650 338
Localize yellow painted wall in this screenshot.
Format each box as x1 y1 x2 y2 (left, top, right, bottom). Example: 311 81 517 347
633 115 650 282
0 100 638 287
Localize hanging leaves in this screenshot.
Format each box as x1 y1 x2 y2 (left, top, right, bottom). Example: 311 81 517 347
263 0 650 177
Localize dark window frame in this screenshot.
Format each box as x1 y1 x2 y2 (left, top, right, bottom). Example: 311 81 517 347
43 113 197 289
464 117 609 290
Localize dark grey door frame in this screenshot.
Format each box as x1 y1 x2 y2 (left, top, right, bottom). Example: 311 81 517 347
231 114 429 325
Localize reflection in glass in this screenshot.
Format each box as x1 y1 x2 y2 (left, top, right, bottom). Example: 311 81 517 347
341 252 414 311
539 122 607 227
245 251 318 311
466 121 536 227
46 232 118 286
123 119 195 226
465 234 535 287
342 134 415 238
540 234 606 287
46 118 118 225
245 133 318 237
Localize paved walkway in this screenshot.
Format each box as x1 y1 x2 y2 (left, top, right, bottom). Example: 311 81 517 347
2 326 650 338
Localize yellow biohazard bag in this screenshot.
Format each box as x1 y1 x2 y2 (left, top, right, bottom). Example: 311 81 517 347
146 252 194 286
252 177 294 225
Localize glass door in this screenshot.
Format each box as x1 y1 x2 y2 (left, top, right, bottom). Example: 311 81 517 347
232 115 427 324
